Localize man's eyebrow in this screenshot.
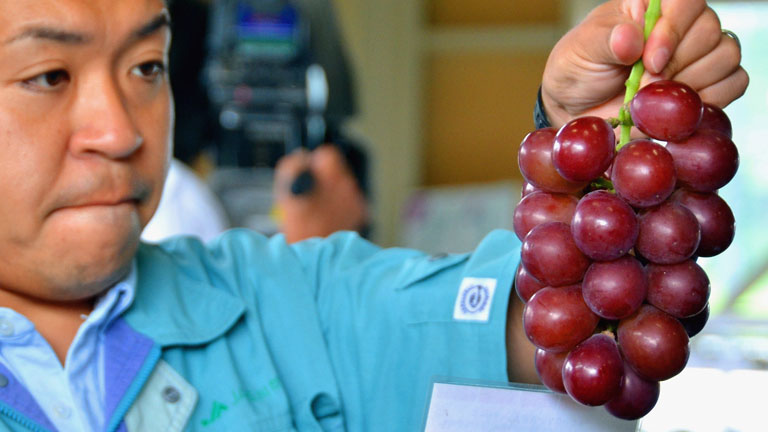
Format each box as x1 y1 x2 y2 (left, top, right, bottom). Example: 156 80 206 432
128 11 171 43
4 27 90 45
2 11 171 46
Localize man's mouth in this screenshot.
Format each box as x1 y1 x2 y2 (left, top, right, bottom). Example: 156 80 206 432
59 198 138 210
47 180 152 217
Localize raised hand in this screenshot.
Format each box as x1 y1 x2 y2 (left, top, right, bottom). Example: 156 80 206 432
273 145 369 243
541 0 747 128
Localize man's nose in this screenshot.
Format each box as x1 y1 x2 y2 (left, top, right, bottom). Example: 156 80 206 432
69 76 143 159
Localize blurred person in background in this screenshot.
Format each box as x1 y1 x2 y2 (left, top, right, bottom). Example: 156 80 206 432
145 0 368 243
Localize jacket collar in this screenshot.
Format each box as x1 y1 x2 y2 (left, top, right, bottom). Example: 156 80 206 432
122 243 246 347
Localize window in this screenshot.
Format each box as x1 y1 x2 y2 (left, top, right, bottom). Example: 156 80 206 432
702 2 768 319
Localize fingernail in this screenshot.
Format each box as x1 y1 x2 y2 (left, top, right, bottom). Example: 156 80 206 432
650 48 669 74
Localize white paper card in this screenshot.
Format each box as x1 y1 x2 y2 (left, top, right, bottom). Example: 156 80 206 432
424 381 638 432
640 367 768 432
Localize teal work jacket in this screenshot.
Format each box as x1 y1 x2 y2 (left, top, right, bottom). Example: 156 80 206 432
0 229 520 431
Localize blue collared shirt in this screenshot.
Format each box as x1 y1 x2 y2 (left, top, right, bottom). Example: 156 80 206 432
0 263 136 432
0 229 520 431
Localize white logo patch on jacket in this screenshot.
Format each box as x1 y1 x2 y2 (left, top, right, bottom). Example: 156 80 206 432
453 277 496 322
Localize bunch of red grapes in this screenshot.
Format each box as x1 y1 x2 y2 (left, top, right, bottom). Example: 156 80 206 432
515 80 738 420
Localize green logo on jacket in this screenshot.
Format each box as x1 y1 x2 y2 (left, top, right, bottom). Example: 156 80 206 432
201 378 283 426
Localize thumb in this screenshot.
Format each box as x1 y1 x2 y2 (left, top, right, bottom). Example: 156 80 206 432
609 21 645 66
311 145 351 183
273 149 311 197
542 0 647 124
562 0 645 68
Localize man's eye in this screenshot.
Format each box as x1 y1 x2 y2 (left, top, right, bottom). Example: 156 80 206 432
132 61 166 81
23 70 70 89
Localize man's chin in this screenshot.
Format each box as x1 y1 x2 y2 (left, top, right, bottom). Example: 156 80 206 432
55 258 134 300
1 251 136 304
39 224 141 300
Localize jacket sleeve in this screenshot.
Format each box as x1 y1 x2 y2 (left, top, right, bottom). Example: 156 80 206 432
288 229 521 431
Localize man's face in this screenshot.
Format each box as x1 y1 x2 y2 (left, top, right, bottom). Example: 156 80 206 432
0 0 172 300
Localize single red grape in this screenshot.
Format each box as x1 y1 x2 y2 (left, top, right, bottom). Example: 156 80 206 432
535 348 568 393
552 116 616 182
604 362 660 420
582 256 647 320
618 305 690 381
515 264 546 303
611 139 676 208
671 189 735 257
571 190 639 261
646 260 710 318
521 222 591 287
518 128 588 194
667 130 739 193
698 103 732 139
629 80 703 141
513 191 579 241
679 303 710 337
523 285 600 353
562 333 623 406
636 202 701 264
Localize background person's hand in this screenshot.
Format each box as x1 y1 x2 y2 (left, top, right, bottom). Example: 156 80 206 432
273 145 369 243
541 0 748 128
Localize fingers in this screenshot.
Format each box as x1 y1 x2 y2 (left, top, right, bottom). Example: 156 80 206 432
644 0 709 74
660 7 722 78
696 67 749 108
671 30 742 91
640 1 746 108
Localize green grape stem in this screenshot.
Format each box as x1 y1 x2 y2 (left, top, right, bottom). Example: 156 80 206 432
590 177 614 191
617 0 662 150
